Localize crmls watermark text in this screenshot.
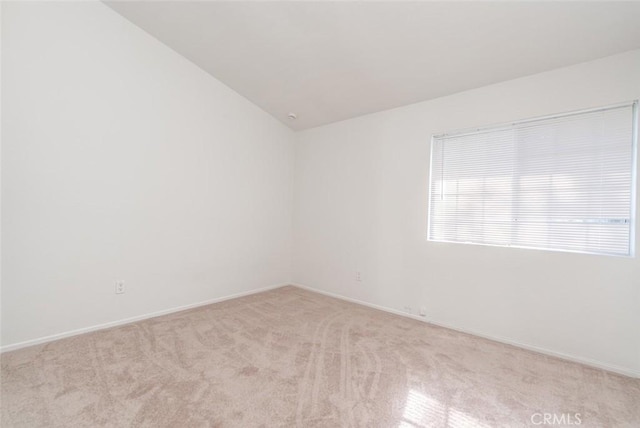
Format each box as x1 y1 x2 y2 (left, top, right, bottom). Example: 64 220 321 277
531 413 582 425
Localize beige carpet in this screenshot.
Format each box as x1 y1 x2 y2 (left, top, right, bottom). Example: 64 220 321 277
1 286 638 427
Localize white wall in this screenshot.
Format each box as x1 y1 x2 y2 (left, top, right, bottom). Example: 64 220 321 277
1 2 295 348
293 50 640 377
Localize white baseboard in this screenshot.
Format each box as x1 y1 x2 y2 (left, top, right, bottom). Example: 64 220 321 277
0 282 290 354
5 281 637 379
291 283 640 379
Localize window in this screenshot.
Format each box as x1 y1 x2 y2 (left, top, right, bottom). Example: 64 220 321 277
428 102 637 256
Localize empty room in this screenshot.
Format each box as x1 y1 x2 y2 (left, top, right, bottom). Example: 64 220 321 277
1 1 639 427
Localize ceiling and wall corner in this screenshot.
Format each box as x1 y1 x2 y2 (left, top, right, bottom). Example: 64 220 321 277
104 1 640 131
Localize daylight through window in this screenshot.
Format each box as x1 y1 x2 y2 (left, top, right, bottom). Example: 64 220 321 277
428 102 637 256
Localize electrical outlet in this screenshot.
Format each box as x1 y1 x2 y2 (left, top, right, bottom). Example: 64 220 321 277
355 271 362 282
115 280 125 294
403 305 412 313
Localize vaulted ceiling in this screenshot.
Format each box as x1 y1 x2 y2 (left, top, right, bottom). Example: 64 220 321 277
105 1 640 131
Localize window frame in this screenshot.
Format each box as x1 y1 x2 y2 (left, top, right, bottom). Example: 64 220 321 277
426 101 638 257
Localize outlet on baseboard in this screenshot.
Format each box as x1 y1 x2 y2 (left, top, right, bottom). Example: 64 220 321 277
115 280 125 294
403 305 412 313
419 306 427 317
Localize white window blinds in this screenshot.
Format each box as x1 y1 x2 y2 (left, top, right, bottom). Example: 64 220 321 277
428 102 637 256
